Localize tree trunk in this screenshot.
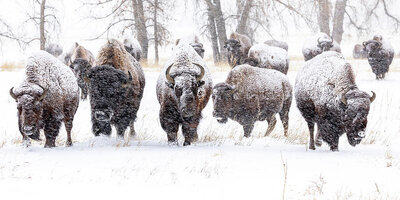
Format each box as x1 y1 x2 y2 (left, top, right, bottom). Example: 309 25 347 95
206 7 221 64
153 0 159 64
214 0 228 62
40 0 46 50
236 0 252 35
332 0 347 44
317 0 331 35
132 0 149 61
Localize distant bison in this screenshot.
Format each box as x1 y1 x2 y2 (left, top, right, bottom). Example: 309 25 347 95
69 44 95 100
88 39 145 137
363 35 394 80
212 64 292 137
245 43 289 74
224 32 252 67
264 39 288 51
176 35 205 58
353 44 367 59
45 43 63 57
156 43 212 146
10 51 79 147
123 38 142 62
302 32 341 61
58 42 79 65
295 51 375 151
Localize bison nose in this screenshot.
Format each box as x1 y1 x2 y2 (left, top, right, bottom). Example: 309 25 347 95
95 110 112 122
358 131 365 138
23 126 34 135
185 95 194 103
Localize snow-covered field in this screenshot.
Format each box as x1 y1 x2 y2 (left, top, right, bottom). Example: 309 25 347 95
0 58 399 199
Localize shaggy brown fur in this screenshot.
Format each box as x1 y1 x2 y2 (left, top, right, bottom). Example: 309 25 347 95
225 32 252 67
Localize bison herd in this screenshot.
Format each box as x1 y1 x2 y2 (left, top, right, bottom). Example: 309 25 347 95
9 32 394 151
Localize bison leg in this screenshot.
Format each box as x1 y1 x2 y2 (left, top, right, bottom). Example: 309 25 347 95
315 126 322 147
243 123 255 138
43 117 62 148
116 125 128 138
265 116 277 136
182 121 199 146
307 121 315 150
64 120 73 147
22 135 31 147
129 121 136 137
160 110 179 145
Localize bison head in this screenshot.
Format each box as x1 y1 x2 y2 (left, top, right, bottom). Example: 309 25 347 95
317 37 334 52
190 43 205 58
165 63 205 118
70 58 92 100
212 83 235 123
10 85 47 140
341 89 376 146
363 40 382 57
243 57 260 67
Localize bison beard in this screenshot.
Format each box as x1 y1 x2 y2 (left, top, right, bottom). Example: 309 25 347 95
88 65 137 137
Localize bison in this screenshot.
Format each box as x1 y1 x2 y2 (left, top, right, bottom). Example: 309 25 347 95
69 44 95 100
212 64 292 137
244 43 289 74
224 32 252 67
295 51 376 151
45 43 63 57
58 42 79 66
264 39 288 51
302 32 341 61
123 38 142 62
156 43 212 146
363 35 394 80
353 44 367 59
176 35 205 58
87 39 145 137
10 51 79 147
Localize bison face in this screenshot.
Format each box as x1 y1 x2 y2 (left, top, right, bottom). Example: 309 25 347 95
212 83 235 124
341 90 376 146
70 58 91 100
190 43 205 58
10 86 47 140
243 57 260 67
165 63 205 118
363 40 382 57
224 39 241 55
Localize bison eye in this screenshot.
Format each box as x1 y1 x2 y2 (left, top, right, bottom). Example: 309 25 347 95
175 88 182 97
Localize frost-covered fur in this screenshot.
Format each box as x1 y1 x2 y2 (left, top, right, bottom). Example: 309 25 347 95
302 32 341 61
10 51 79 148
69 45 95 100
176 35 205 58
245 43 289 74
45 43 63 57
264 40 288 51
123 38 142 61
353 44 367 59
89 39 145 137
212 64 292 137
295 51 375 151
363 36 394 80
224 32 252 67
156 43 212 146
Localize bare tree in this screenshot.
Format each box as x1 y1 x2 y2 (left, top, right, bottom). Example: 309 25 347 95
132 0 149 60
317 0 331 35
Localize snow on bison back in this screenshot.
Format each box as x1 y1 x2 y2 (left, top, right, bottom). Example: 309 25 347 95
295 51 376 151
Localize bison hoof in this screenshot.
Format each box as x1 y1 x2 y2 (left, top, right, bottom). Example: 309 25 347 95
309 144 316 150
167 140 178 146
44 144 55 148
66 140 73 147
183 141 191 146
330 147 339 152
22 139 31 148
315 139 322 147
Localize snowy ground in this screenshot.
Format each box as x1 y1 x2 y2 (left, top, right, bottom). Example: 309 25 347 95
0 58 399 199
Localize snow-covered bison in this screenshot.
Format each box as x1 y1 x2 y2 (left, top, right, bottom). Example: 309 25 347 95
156 43 212 146
212 64 292 137
87 39 145 137
264 39 288 51
353 44 367 59
45 43 63 57
9 51 79 148
363 35 394 80
58 42 79 65
224 32 252 67
245 43 289 74
302 32 341 61
176 36 205 58
295 51 376 151
123 38 142 62
69 44 95 100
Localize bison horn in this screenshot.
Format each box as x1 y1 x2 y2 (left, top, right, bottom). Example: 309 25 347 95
341 93 347 106
362 41 367 47
9 87 17 99
38 85 48 101
317 37 322 44
370 91 376 103
329 36 333 43
122 71 133 88
193 63 205 82
165 64 175 85
377 41 382 48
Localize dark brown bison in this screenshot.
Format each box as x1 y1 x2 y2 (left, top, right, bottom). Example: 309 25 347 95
295 51 375 151
264 39 288 51
123 38 142 62
88 39 145 137
224 32 252 67
363 35 394 80
302 33 341 61
245 43 289 74
353 44 367 59
10 51 79 147
212 64 292 137
69 44 95 100
156 43 212 146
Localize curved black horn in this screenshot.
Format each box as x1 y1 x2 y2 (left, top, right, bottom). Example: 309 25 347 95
341 94 347 105
165 64 175 84
370 91 376 102
362 41 367 47
9 87 17 99
193 63 205 82
317 37 322 44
